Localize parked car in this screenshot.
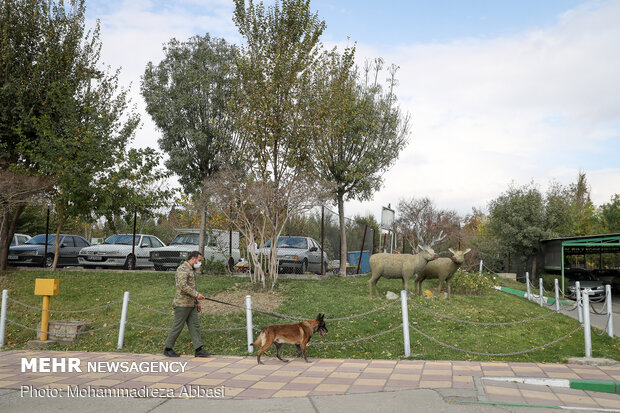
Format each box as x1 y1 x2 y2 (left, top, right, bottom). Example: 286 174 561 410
260 236 328 275
10 233 31 247
591 269 619 289
78 234 165 269
564 268 605 298
8 234 90 268
149 229 241 271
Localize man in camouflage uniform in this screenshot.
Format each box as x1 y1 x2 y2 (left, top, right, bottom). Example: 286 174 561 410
163 251 210 357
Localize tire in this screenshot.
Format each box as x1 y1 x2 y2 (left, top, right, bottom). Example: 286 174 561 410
123 255 134 270
301 259 308 274
83 265 95 270
322 261 328 275
45 254 54 268
154 264 164 271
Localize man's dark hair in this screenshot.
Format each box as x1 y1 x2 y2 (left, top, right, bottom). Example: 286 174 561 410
188 251 202 260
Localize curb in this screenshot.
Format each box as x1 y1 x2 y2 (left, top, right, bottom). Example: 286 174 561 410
484 376 620 394
495 286 573 306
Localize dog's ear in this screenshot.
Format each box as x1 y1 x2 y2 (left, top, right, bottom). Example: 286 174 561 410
318 313 324 320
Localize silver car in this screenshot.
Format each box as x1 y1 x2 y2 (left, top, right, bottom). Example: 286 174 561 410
78 234 165 269
261 236 328 274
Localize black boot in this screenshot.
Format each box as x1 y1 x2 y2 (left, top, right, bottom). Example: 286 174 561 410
163 348 180 357
194 346 211 358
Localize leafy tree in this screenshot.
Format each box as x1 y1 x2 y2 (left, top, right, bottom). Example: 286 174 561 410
395 197 458 253
306 47 410 275
141 34 238 254
1 0 169 270
223 0 329 287
487 182 551 278
600 194 620 233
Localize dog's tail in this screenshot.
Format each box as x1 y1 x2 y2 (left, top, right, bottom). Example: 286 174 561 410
252 327 267 349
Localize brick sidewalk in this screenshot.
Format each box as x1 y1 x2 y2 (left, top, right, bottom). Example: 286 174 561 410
0 350 619 409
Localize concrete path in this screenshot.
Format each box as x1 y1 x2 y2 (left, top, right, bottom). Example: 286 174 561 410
0 350 619 412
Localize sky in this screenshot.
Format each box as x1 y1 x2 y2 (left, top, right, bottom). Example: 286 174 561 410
84 0 620 221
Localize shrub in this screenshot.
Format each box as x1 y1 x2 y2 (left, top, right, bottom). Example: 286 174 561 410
450 270 495 295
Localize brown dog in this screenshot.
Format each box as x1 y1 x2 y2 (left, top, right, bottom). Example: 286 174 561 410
252 314 328 364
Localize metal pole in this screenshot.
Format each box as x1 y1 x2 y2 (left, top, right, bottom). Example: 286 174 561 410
321 207 325 276
131 210 137 270
539 278 543 307
479 260 483 277
372 228 376 254
605 284 613 338
576 281 582 323
582 292 592 358
400 290 410 357
246 295 253 353
561 243 565 294
0 290 7 348
117 291 130 349
554 278 560 312
356 225 367 274
526 272 531 300
43 208 50 268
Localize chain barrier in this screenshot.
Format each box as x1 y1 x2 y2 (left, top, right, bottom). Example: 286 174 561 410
408 322 583 357
252 298 402 322
129 300 174 316
311 324 403 346
407 298 562 326
591 315 611 337
6 318 116 338
7 297 122 313
126 321 245 333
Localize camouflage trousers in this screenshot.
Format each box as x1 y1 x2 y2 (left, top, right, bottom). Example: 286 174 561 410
165 306 203 350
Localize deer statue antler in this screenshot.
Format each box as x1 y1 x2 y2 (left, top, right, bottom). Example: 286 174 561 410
429 230 446 248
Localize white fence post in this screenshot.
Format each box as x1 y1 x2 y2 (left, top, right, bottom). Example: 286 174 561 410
582 292 592 358
554 278 560 312
576 281 582 323
0 290 7 348
605 285 613 338
526 272 531 300
401 290 410 357
479 260 483 277
117 291 130 349
539 278 544 307
246 295 254 353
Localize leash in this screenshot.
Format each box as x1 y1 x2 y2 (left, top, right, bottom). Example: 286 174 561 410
202 296 290 320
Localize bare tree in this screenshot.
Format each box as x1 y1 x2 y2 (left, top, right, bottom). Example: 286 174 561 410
395 197 460 251
205 167 330 289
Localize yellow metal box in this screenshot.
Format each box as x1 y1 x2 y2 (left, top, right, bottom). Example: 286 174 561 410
34 278 59 296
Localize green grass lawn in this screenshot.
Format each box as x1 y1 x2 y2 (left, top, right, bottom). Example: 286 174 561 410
1 269 618 363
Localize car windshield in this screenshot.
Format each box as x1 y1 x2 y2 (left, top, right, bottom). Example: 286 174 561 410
26 234 57 245
568 271 597 282
104 235 138 245
170 234 199 245
264 237 308 249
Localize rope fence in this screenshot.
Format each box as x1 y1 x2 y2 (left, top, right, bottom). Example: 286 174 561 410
0 276 614 358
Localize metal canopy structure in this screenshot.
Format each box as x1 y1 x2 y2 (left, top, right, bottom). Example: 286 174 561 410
557 233 620 292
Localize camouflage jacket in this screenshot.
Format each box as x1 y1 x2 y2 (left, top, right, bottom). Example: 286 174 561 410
172 261 199 307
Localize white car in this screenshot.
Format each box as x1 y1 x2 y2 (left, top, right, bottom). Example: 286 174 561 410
11 233 31 247
78 234 166 269
150 229 241 271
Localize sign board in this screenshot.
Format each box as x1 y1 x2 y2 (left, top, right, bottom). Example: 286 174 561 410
381 206 395 230
34 278 59 296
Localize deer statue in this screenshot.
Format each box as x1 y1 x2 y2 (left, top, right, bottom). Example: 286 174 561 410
368 231 445 298
414 248 472 299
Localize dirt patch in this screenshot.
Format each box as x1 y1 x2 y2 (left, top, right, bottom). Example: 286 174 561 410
200 287 284 315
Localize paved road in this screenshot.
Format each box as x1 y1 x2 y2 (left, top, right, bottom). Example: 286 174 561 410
0 350 618 412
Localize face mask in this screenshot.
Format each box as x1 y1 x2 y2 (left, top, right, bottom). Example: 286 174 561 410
193 262 202 270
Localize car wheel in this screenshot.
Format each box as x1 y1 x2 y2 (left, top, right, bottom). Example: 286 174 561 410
154 264 164 271
45 254 54 268
123 255 134 270
83 265 95 270
322 261 328 275
301 259 308 274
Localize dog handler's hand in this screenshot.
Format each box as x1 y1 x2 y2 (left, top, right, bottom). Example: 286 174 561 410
196 293 205 300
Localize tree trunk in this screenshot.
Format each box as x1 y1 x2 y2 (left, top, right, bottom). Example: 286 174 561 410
0 205 25 271
337 192 347 277
531 254 537 280
51 217 66 271
198 206 206 257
